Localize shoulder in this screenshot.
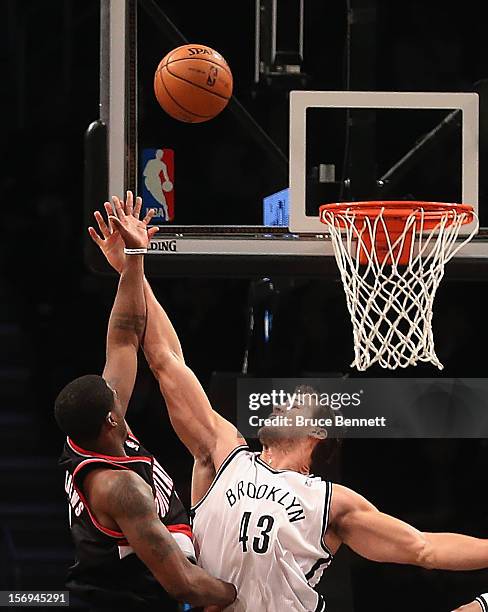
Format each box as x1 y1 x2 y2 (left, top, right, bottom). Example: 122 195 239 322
330 483 373 505
283 472 333 508
328 484 377 525
191 446 251 510
215 444 252 471
86 467 154 518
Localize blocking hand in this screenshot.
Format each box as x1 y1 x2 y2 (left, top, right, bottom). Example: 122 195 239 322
88 192 159 270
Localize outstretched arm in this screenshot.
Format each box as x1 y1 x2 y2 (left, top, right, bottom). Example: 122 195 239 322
89 194 244 467
89 194 156 416
133 191 242 467
331 484 488 571
142 281 245 468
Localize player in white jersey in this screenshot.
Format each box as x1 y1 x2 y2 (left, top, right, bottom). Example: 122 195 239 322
453 593 488 611
192 443 332 611
92 193 488 612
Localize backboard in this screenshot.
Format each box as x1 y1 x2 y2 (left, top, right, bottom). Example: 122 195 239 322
289 90 479 237
84 0 488 278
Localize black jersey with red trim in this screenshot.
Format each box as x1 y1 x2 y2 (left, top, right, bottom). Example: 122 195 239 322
58 432 195 610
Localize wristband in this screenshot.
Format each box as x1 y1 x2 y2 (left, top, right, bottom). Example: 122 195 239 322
476 594 488 612
124 248 147 255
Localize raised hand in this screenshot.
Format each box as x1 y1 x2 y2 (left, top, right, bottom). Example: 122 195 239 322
88 192 159 271
108 194 156 249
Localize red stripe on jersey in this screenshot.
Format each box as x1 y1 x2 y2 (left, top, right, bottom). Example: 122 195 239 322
167 523 193 539
73 457 130 479
75 488 125 538
67 437 152 463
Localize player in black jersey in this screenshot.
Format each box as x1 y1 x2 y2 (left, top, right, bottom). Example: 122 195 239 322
55 198 237 611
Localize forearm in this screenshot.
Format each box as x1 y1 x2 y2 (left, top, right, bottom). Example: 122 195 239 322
143 277 183 360
422 532 488 570
335 491 488 573
185 565 236 607
107 256 146 349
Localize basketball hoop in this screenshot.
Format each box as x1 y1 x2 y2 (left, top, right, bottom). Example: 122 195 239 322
319 201 478 371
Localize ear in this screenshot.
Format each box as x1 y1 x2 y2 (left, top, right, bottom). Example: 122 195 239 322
311 428 327 440
106 412 118 427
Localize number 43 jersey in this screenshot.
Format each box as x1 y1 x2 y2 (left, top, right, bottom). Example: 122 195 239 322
191 446 333 612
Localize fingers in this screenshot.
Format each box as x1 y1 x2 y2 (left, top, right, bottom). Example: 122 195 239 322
111 195 125 219
148 226 160 239
142 208 156 225
104 201 116 232
88 226 103 246
133 196 142 219
108 215 123 231
126 190 134 216
94 210 110 238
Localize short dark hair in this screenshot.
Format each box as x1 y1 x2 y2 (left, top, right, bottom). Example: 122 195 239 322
54 374 114 444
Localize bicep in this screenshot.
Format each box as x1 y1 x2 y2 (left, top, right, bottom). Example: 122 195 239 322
104 473 190 597
332 485 426 565
103 344 138 416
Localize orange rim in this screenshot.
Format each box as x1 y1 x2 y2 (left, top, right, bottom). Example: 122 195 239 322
319 201 476 265
320 200 475 225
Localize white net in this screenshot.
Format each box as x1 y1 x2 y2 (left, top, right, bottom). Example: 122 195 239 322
321 204 478 371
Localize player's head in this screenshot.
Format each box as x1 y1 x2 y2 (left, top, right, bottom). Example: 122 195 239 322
155 149 163 159
258 385 340 469
54 374 128 448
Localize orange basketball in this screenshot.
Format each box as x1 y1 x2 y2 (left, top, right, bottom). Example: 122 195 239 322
154 44 233 123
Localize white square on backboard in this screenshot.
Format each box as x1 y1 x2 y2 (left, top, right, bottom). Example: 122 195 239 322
289 91 479 236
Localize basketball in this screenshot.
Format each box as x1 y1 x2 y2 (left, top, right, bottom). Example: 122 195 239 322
154 44 233 123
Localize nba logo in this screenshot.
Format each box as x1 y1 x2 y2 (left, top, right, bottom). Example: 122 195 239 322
141 148 175 222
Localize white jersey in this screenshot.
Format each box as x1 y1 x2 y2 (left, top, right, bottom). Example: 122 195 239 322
192 446 333 612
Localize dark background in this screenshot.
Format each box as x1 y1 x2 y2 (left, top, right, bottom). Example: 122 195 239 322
2 1 488 611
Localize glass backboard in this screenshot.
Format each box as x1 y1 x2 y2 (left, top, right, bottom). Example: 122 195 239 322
84 0 488 278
